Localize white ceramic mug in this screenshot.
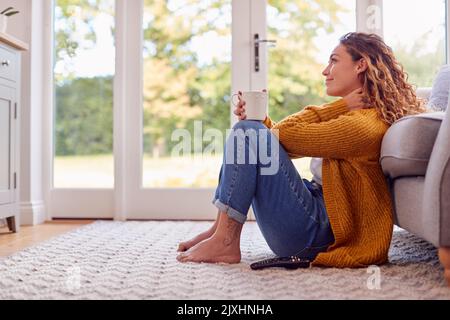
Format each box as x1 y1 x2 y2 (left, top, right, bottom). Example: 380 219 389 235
232 91 268 121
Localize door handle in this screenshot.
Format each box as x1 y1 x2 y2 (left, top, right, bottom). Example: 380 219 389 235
254 33 277 72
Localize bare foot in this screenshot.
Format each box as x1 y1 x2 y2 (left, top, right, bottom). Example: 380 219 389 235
176 235 241 264
177 220 218 252
177 212 243 264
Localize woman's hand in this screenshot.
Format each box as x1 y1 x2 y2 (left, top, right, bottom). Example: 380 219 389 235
343 88 370 111
233 91 247 120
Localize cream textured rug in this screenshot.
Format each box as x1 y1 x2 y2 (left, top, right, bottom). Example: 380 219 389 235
0 221 449 300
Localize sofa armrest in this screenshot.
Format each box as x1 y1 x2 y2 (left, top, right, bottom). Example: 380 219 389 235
422 101 450 246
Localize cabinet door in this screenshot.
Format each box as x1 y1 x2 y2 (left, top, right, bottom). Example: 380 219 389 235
0 84 14 205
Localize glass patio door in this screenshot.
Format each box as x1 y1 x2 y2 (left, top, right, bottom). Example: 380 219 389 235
125 0 242 219
46 0 371 219
49 0 249 219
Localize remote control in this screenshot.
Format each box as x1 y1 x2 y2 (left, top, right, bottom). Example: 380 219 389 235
250 256 311 270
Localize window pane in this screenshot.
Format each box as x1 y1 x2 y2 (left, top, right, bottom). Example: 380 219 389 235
267 0 356 179
142 0 231 188
383 0 446 87
53 0 115 188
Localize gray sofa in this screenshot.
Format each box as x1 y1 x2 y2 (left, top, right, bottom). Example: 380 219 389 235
380 88 450 286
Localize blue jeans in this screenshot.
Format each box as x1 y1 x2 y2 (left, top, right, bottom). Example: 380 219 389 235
212 120 334 260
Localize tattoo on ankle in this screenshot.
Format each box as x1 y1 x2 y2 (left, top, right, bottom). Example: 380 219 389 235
223 218 240 246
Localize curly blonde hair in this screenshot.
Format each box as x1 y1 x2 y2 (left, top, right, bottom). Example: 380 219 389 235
339 32 428 125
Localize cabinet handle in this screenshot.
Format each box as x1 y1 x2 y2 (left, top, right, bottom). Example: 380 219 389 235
1 60 10 66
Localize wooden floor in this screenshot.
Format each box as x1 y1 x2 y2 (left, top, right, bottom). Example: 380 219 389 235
0 220 94 258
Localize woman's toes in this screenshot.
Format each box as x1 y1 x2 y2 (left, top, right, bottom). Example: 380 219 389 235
178 240 195 252
176 252 187 262
177 243 187 252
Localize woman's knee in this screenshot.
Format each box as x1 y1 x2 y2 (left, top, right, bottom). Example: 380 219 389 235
232 120 266 131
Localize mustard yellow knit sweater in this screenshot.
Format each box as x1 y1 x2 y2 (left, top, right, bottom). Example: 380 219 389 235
263 99 394 268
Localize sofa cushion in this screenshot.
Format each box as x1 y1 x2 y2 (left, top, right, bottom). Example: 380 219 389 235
380 112 445 179
428 65 450 111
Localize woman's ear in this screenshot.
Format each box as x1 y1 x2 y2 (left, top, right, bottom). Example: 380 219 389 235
356 58 368 74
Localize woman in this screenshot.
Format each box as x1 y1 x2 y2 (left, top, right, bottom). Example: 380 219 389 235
177 32 427 267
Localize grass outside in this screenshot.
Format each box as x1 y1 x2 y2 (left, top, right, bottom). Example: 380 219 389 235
54 154 313 188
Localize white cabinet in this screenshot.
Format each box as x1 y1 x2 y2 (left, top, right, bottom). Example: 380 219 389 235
0 35 27 232
0 84 16 205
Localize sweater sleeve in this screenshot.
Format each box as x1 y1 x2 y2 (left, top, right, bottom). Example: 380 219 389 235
262 116 275 129
270 100 382 159
262 99 349 129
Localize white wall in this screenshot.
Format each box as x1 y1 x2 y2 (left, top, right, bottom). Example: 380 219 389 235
2 0 30 42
